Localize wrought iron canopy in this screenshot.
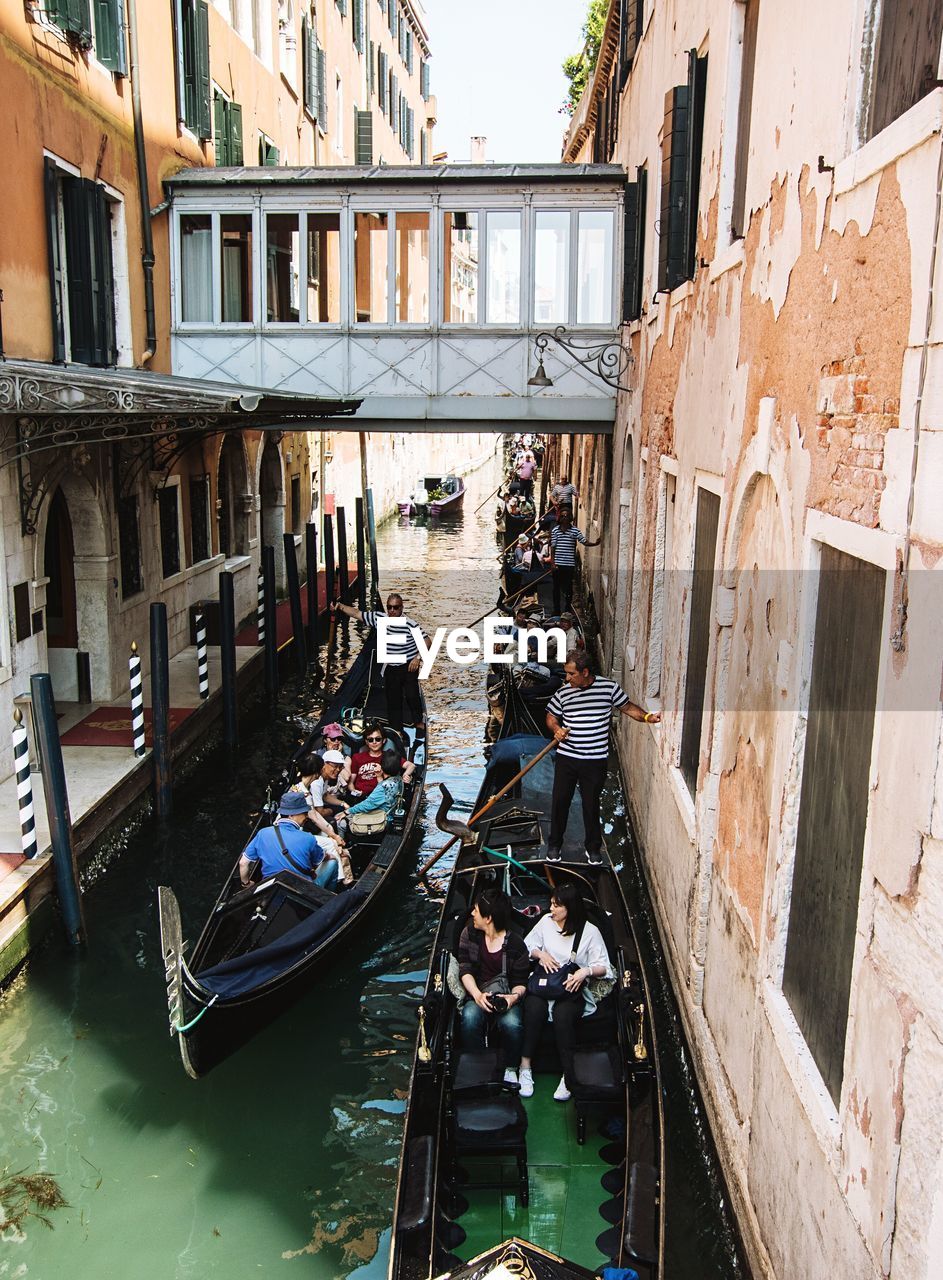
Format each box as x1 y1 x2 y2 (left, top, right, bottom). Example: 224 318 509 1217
528 327 634 393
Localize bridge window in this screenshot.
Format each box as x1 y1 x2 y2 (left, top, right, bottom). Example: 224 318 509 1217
534 210 570 324
221 214 253 322
577 210 615 324
180 214 213 322
486 211 521 324
266 213 301 322
354 211 389 321
443 211 479 323
306 212 341 323
395 211 430 323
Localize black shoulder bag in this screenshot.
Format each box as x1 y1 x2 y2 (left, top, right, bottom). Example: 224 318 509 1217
526 923 585 1002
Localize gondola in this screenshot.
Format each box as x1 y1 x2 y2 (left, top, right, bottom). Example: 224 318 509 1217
400 474 466 517
158 632 427 1078
389 680 665 1280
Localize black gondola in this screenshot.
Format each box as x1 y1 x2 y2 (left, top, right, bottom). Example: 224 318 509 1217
389 682 665 1280
158 632 427 1078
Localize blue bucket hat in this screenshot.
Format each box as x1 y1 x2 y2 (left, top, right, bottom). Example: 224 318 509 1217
278 790 310 817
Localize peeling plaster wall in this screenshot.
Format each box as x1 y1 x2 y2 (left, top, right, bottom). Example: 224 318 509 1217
562 1 943 1277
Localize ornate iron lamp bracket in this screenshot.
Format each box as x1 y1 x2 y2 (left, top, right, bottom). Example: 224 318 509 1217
532 325 635 392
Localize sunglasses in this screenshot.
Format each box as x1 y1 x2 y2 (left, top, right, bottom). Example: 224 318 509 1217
387 604 403 612
366 735 383 743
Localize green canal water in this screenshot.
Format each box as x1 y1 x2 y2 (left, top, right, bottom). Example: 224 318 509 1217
0 455 746 1280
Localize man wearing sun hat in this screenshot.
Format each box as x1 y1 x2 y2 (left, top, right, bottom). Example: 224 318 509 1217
238 791 339 889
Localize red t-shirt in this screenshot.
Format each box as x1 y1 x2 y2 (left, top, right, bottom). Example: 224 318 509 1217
350 751 407 796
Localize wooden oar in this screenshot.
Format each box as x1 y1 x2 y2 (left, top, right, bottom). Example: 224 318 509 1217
494 515 541 558
463 568 552 631
418 738 557 878
323 589 340 683
474 482 504 515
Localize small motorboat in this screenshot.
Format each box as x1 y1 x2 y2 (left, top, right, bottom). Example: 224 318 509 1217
400 475 465 517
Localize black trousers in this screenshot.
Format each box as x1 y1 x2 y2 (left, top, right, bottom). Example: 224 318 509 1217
521 994 583 1087
549 755 607 853
383 664 424 731
552 565 575 615
517 476 534 498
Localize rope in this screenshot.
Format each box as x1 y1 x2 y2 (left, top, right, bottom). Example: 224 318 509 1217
174 994 219 1034
480 845 548 886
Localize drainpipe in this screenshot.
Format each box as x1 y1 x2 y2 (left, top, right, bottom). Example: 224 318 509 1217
126 0 158 362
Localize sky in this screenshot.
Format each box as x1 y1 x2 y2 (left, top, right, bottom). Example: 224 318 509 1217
418 0 584 164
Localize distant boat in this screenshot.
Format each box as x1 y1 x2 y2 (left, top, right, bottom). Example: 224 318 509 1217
399 474 465 517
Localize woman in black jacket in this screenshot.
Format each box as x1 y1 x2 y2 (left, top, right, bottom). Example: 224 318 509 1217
457 888 530 1085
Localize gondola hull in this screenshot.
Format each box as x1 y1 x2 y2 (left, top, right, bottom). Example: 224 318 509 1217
159 636 427 1078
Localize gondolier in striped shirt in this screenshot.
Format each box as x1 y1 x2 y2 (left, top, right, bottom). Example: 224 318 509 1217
545 650 659 862
550 507 599 615
334 593 427 738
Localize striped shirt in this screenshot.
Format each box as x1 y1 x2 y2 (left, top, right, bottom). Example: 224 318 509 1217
551 526 587 567
547 678 629 760
363 611 421 664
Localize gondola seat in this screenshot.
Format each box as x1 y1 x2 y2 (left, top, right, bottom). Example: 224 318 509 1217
449 1051 529 1207
569 1044 625 1144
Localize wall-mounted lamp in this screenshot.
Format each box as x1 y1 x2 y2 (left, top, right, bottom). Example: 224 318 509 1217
527 325 635 393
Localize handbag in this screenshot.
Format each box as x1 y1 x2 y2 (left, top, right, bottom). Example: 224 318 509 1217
526 923 585 1002
448 939 510 1009
349 807 388 835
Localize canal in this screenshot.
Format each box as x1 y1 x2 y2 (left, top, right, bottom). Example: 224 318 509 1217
0 451 745 1280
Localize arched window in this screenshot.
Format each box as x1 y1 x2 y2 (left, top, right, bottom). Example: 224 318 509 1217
218 435 249 557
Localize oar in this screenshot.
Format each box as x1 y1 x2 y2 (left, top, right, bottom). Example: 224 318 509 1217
494 516 541 558
464 568 553 632
323 588 340 683
474 482 504 515
418 739 557 878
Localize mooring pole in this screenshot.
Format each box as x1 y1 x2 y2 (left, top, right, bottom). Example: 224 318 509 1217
262 545 278 699
194 612 209 702
305 521 321 669
283 532 307 675
256 568 266 647
323 513 336 609
149 602 172 820
12 707 38 860
355 496 367 611
336 506 350 604
366 488 381 606
31 673 86 945
129 641 146 756
219 571 238 748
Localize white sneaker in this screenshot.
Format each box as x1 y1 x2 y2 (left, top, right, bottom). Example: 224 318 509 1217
553 1076 571 1102
519 1068 534 1098
503 1068 519 1086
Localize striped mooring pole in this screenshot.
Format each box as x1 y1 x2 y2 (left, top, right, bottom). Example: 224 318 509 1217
129 641 146 757
257 569 266 646
195 610 209 701
12 707 38 859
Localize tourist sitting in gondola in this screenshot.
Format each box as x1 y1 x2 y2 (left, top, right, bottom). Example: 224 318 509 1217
456 887 530 1083
340 719 415 798
337 751 404 835
310 748 349 823
518 883 614 1101
238 790 340 890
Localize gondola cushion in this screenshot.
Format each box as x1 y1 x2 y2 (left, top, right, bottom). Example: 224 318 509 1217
453 1095 527 1148
453 1051 503 1095
570 1045 625 1103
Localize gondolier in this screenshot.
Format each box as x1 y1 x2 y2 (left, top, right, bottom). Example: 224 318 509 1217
545 650 660 862
334 593 427 737
550 508 599 615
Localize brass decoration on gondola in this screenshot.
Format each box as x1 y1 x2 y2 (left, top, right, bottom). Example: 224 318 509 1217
417 1005 432 1062
493 1242 537 1280
433 973 443 994
634 1001 648 1062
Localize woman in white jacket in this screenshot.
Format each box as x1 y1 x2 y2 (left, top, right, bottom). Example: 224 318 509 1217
518 881 613 1102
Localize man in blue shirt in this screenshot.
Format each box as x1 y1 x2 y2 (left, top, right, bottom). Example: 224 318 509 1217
238 791 339 889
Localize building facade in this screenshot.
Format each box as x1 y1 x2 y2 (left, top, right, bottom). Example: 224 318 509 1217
554 2 943 1278
0 0 436 775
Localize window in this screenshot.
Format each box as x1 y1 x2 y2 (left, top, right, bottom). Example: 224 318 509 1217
189 474 211 564
420 58 430 100
485 211 521 324
623 166 647 322
378 50 389 112
303 18 327 128
420 128 429 165
658 50 708 293
259 134 280 165
306 212 341 322
218 435 249 556
395 211 429 322
577 210 614 323
266 213 300 321
390 72 399 128
117 493 143 597
175 0 212 138
782 546 885 1104
44 0 92 47
354 211 389 320
617 0 643 87
867 0 943 140
335 74 344 152
221 213 253 321
352 0 365 52
278 0 296 84
14 583 31 645
730 0 760 239
443 211 479 323
533 211 570 324
157 486 181 578
213 91 244 164
291 475 302 532
180 213 212 322
44 159 118 366
355 107 374 163
678 487 719 791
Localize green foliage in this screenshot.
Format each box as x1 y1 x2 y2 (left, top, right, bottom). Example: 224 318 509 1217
561 0 610 115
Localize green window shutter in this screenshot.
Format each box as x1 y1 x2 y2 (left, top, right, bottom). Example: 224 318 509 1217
56 0 92 45
214 94 229 165
355 108 373 164
391 73 399 132
62 175 94 363
263 140 279 165
622 179 640 322
195 0 211 138
368 40 375 95
303 19 317 117
378 51 388 111
353 0 365 52
182 0 197 130
95 0 124 73
335 0 346 14
683 50 708 279
420 59 430 101
316 46 328 131
405 29 412 74
43 159 66 362
229 101 244 164
658 84 688 293
420 127 428 165
90 182 117 365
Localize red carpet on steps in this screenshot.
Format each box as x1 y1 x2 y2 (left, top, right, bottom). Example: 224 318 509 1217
59 706 194 748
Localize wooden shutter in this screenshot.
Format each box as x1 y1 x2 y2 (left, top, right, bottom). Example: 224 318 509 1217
683 50 708 279
420 58 430 100
95 0 125 72
407 105 414 158
731 0 759 238
622 173 646 323
378 51 388 111
420 128 428 164
368 40 375 95
355 108 373 164
303 17 316 116
90 183 116 365
316 46 328 131
44 159 66 362
262 139 279 165
869 0 943 139
679 488 719 792
62 176 94 363
391 73 399 131
194 0 211 138
56 0 92 43
406 28 412 73
229 101 244 164
782 546 885 1104
214 95 229 165
658 84 688 293
352 0 364 51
